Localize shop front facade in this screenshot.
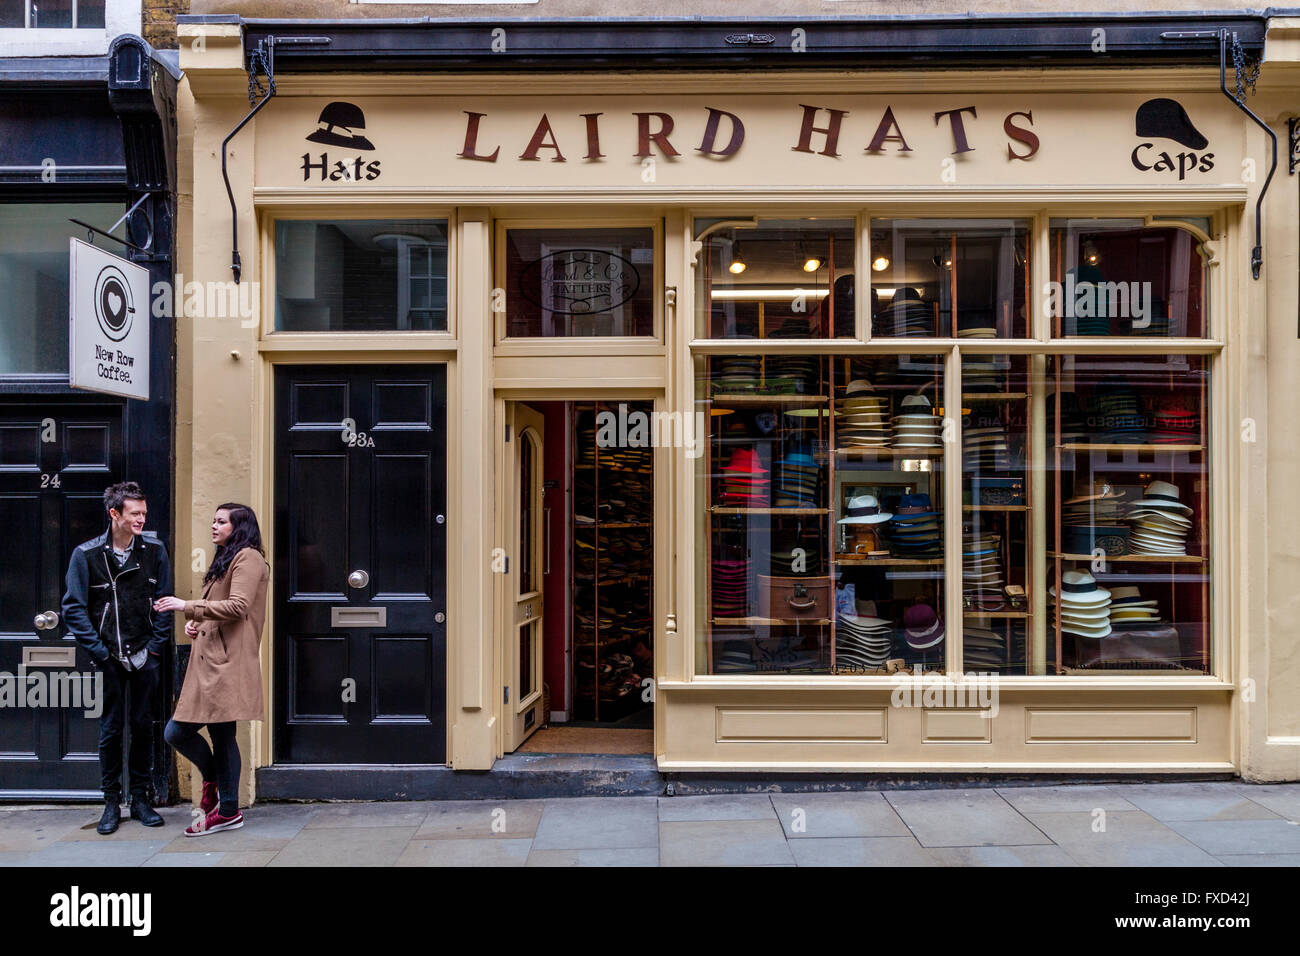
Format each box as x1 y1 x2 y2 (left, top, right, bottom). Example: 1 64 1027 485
175 11 1300 802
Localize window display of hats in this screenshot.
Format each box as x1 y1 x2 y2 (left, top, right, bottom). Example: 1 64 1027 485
717 447 770 506
962 413 1011 472
773 450 820 507
892 394 943 448
1049 569 1112 639
1124 479 1193 555
873 287 934 337
1150 398 1199 444
1092 382 1147 444
963 624 1007 671
888 493 942 557
1061 475 1129 556
836 380 891 448
711 356 763 394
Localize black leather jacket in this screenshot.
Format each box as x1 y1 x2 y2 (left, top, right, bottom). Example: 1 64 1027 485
62 531 173 664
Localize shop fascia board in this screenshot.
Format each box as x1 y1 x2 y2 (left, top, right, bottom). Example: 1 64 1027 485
217 13 1267 72
656 678 1236 693
245 66 1229 97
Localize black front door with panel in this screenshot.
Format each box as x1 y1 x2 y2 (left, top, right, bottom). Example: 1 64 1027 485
0 402 122 794
274 366 447 764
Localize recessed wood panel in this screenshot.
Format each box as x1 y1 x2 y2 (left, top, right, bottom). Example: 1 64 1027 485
922 708 994 743
0 425 40 472
1025 707 1198 743
61 424 110 471
716 706 887 743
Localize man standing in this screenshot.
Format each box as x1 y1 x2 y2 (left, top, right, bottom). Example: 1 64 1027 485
62 481 173 834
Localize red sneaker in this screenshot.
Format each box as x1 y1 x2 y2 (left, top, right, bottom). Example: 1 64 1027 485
199 781 218 815
185 807 244 837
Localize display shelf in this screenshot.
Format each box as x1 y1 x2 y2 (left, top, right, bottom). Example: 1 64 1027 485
963 504 1028 512
834 554 944 566
1058 443 1204 453
962 392 1028 401
574 522 652 529
1048 551 1205 564
709 394 830 405
710 507 830 515
711 617 832 627
963 610 1030 619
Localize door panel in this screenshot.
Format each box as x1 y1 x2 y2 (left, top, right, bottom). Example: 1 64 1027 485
0 403 122 794
504 403 545 752
274 366 446 764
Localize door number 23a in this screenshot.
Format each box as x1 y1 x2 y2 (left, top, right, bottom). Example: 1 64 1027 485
40 473 62 488
341 418 376 449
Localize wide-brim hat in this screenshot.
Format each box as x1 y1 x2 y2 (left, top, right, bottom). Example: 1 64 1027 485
844 379 877 396
1128 480 1192 515
721 449 768 474
1050 570 1110 605
838 494 893 524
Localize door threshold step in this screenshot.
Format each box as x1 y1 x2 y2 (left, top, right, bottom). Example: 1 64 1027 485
257 754 665 801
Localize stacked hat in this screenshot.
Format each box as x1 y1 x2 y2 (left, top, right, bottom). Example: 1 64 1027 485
903 603 945 650
958 315 999 340
1092 383 1148 444
1125 480 1193 555
1069 265 1111 335
961 355 1002 390
1063 476 1127 525
712 559 749 617
963 624 1007 670
718 448 769 505
836 614 895 669
873 288 934 337
837 494 893 526
1049 570 1112 638
963 529 1005 609
892 394 943 448
714 641 755 673
711 356 762 393
773 451 820 507
889 493 942 557
766 321 820 392
769 545 823 575
1056 391 1088 443
963 413 1010 472
836 381 892 448
1150 399 1198 444
1107 586 1162 628
1130 296 1171 336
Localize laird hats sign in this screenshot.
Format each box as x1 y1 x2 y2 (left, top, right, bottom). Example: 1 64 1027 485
69 239 150 401
257 93 1245 190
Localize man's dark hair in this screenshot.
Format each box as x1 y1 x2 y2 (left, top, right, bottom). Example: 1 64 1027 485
104 481 146 517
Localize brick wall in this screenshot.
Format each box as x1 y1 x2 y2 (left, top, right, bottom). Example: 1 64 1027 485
143 0 188 49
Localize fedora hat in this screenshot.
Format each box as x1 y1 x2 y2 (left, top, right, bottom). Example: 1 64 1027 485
1049 570 1111 605
306 101 376 151
844 379 877 396
1129 480 1193 515
838 494 893 525
903 603 945 649
898 394 933 413
721 448 768 474
1135 97 1209 150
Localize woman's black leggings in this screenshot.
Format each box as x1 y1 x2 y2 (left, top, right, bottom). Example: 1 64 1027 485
163 719 240 815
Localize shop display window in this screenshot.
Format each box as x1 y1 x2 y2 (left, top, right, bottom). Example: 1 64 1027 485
0 202 122 375
695 218 856 340
693 352 947 675
1045 354 1210 673
1049 219 1208 338
503 227 655 337
274 219 449 331
870 219 1030 339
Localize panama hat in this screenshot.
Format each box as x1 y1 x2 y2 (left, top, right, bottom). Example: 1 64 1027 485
1128 480 1193 515
1049 570 1111 606
837 494 893 525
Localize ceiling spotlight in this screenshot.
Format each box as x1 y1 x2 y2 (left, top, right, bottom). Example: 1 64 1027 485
802 256 822 273
1083 239 1101 265
728 243 747 274
872 256 890 272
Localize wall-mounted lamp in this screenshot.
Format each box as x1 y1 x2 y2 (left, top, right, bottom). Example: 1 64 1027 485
871 256 890 272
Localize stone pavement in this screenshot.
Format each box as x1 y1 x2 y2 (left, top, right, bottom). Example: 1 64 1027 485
1 781 1298 866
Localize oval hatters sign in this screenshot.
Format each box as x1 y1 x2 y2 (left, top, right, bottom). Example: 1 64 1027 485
518 249 641 315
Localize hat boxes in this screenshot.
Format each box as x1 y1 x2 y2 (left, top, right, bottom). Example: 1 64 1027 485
1062 524 1130 557
758 575 832 620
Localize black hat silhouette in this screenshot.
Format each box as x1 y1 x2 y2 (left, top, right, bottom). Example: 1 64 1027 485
1135 98 1208 150
306 101 375 151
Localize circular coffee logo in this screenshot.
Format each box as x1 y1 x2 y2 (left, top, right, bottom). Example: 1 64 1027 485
94 265 134 342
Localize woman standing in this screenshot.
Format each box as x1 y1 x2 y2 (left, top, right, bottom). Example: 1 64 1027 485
154 503 268 836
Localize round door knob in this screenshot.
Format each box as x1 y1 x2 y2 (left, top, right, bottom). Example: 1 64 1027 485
34 611 59 630
434 612 446 624
347 570 370 589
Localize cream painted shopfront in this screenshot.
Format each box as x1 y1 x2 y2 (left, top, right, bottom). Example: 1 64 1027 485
175 14 1300 798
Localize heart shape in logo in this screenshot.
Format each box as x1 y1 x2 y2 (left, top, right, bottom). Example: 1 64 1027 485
107 291 123 318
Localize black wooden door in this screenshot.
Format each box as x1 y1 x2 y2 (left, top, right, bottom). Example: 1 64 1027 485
0 403 122 794
274 366 447 764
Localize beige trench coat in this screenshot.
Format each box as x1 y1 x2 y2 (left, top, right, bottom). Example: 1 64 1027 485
175 547 269 723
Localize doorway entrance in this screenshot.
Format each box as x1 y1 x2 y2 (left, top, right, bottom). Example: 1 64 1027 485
502 400 655 756
273 365 447 764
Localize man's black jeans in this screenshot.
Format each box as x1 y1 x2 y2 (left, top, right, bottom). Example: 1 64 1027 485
98 656 161 801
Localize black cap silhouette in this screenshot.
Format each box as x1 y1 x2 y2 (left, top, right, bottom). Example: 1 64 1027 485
1135 98 1208 150
306 101 375 151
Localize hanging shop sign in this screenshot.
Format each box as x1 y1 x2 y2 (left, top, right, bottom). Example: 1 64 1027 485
260 93 1243 191
69 238 150 401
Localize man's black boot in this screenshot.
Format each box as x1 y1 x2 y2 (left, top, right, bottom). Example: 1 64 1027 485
130 796 164 827
97 798 121 835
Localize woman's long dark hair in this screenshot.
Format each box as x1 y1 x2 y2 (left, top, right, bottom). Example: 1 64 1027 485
204 503 264 585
